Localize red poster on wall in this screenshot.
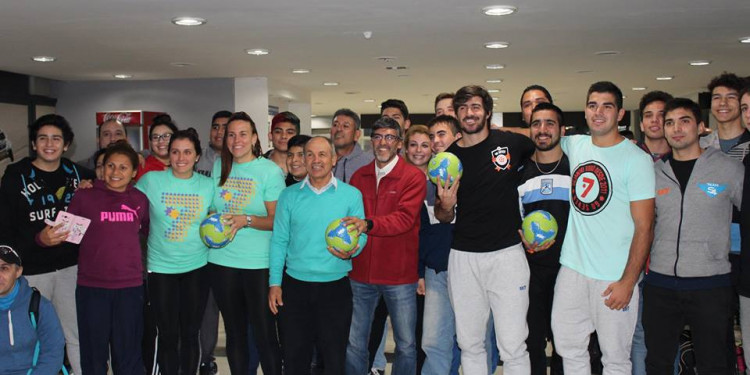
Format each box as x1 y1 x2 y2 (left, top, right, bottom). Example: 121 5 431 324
95 111 164 151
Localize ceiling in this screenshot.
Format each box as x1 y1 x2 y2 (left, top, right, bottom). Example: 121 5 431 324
1 0 749 117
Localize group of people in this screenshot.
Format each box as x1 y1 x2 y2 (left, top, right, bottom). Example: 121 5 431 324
1 71 750 375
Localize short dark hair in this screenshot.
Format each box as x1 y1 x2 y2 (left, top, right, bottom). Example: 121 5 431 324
434 93 454 111
149 114 178 138
212 110 232 124
427 115 460 135
741 85 750 101
587 81 623 110
708 72 745 94
531 102 565 125
103 140 139 170
520 85 553 106
453 85 493 119
372 116 403 139
638 91 674 121
333 108 361 129
271 111 301 133
664 98 702 125
29 114 75 146
169 128 203 158
287 134 312 150
380 99 409 119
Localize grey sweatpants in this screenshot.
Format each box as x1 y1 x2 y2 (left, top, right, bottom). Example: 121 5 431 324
26 265 81 375
447 243 530 375
551 266 638 375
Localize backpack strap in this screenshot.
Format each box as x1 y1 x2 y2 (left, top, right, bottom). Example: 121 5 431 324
27 288 41 374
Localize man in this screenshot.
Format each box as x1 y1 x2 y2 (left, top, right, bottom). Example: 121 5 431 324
196 110 231 177
331 109 373 183
516 103 569 375
551 81 655 375
0 245 65 375
434 85 535 375
285 135 312 186
643 98 742 373
78 118 128 170
196 110 231 375
520 85 553 127
742 86 750 130
700 73 750 160
381 99 411 131
636 91 673 161
740 85 750 373
264 111 300 175
0 114 95 375
344 117 426 375
434 93 455 117
268 136 366 375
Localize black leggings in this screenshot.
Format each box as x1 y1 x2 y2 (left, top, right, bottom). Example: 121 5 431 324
148 266 209 375
208 263 282 375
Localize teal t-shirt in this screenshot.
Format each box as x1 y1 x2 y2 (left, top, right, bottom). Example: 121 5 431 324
560 135 655 281
135 170 215 274
269 178 367 286
210 158 285 269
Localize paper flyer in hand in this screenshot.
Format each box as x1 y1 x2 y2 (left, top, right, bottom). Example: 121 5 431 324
47 211 91 244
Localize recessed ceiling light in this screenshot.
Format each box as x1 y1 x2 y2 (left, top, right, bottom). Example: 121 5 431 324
311 115 317 118
594 50 621 56
484 41 510 49
622 95 628 99
363 99 375 103
492 97 499 100
656 76 674 81
486 79 503 84
292 69 310 74
482 5 517 16
171 17 206 26
488 89 500 93
113 74 133 79
739 37 750 44
323 82 339 86
689 60 711 66
485 64 505 70
632 87 647 91
31 56 56 62
245 48 269 56
170 62 195 67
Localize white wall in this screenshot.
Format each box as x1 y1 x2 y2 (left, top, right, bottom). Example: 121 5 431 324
52 78 235 161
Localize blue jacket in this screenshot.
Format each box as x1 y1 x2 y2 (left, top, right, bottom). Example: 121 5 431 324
0 276 65 375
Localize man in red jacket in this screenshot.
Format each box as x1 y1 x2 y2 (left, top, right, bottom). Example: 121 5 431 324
344 116 427 375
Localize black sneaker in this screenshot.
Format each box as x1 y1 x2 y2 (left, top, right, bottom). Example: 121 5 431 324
199 361 219 375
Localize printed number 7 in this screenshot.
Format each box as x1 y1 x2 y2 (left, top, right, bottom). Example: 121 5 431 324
580 177 595 198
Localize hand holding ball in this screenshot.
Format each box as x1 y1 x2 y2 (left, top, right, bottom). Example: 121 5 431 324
199 213 233 249
521 210 558 248
325 218 360 253
428 152 463 186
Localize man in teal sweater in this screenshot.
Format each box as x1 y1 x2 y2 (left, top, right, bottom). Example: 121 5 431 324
268 136 367 375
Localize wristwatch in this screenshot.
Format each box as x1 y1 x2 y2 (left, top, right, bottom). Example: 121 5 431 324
245 215 253 228
365 219 373 233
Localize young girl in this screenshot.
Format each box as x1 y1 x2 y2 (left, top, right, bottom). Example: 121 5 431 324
136 115 178 181
68 141 149 374
135 128 213 375
210 111 284 375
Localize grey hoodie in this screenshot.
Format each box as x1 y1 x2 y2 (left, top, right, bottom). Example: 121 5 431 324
650 147 743 277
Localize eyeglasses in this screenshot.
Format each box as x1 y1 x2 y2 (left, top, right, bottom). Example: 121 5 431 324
151 133 173 142
371 134 401 143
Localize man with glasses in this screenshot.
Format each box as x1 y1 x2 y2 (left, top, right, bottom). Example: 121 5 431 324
345 117 426 375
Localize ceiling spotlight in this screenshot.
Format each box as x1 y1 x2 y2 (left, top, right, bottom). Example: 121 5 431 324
245 48 269 56
363 99 375 103
311 115 317 118
31 56 56 62
486 79 503 83
656 76 674 81
689 60 711 66
322 82 339 86
482 5 517 16
488 89 500 93
594 50 621 56
113 74 133 79
292 69 310 74
739 37 750 44
484 41 510 49
492 97 500 100
485 64 505 70
170 62 195 67
171 17 206 26
632 87 647 91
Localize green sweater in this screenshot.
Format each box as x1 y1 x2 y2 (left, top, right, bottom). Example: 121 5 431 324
269 178 366 285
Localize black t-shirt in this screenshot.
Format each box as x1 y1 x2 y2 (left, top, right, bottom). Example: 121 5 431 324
669 158 697 193
447 130 535 252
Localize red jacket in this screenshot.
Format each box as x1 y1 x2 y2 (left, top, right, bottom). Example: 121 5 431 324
349 156 426 285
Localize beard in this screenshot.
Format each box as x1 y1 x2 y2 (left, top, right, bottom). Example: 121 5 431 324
534 134 561 151
460 116 487 135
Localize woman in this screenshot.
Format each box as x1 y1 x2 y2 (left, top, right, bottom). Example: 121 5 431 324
136 116 178 181
67 141 150 375
210 111 284 375
135 128 214 375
